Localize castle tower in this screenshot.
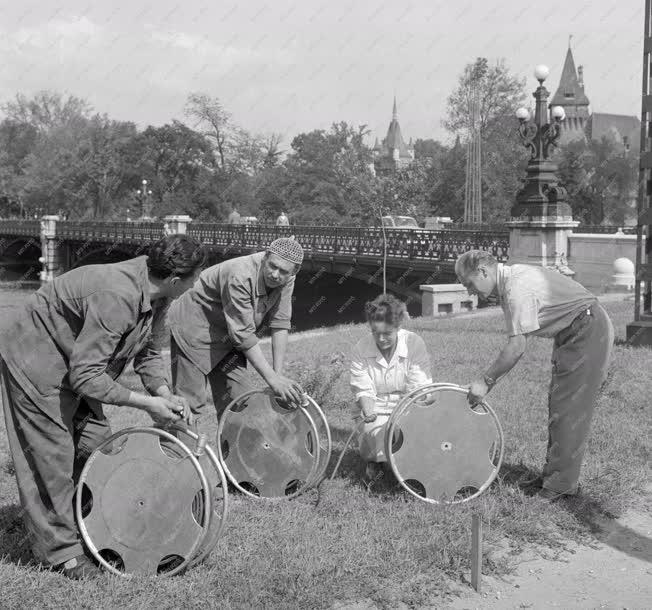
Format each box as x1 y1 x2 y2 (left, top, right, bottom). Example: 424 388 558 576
550 40 590 144
373 97 414 176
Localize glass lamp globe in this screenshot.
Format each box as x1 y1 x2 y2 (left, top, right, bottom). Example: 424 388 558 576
534 65 549 81
515 107 530 121
551 106 566 120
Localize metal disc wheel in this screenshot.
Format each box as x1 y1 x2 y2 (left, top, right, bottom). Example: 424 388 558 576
76 427 212 577
217 389 321 499
385 383 504 504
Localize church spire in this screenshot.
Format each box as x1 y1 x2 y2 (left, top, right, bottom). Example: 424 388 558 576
392 96 398 120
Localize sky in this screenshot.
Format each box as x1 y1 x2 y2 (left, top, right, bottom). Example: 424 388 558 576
0 0 644 148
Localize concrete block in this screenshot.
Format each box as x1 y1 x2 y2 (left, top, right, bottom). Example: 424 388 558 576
420 284 477 317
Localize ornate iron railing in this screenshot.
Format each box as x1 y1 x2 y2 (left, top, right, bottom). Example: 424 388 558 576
0 219 42 237
0 219 511 262
187 223 510 262
56 220 166 243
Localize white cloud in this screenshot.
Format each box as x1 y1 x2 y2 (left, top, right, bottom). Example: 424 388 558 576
146 26 294 69
8 16 103 55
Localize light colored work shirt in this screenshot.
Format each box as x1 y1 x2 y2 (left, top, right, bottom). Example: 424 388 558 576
0 256 170 412
497 263 597 338
349 328 432 411
168 252 294 375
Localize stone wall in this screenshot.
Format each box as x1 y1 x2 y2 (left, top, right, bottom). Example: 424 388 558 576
569 232 643 291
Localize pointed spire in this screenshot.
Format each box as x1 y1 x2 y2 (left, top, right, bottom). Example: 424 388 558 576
392 96 398 121
550 45 590 107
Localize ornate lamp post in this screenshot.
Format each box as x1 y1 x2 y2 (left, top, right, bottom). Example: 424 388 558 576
507 64 578 274
512 65 571 220
135 179 154 220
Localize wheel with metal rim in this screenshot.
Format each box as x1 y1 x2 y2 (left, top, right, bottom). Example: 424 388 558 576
217 389 321 499
76 427 212 577
385 383 504 504
169 425 229 567
300 396 332 487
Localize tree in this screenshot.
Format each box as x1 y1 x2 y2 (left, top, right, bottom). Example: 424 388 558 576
184 93 231 171
133 121 216 217
557 137 638 225
2 91 92 134
444 58 529 221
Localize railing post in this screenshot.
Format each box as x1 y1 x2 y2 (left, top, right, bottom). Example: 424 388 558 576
38 215 61 283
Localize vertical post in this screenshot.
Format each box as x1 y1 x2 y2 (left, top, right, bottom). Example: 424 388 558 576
471 513 483 593
38 215 61 283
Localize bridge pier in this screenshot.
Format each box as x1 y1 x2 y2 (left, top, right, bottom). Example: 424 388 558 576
38 215 62 283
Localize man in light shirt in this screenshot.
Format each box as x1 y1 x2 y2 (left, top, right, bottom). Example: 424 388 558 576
455 250 614 502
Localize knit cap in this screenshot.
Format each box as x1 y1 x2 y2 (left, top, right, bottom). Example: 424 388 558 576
267 236 304 265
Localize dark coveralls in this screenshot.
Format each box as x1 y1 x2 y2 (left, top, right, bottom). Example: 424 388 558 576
496 263 615 494
167 252 294 428
0 256 170 566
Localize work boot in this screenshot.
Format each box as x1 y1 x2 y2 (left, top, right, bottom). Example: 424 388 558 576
536 485 580 503
363 461 384 488
518 474 544 494
55 554 102 580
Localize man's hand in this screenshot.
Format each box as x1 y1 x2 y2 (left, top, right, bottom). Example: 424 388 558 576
167 394 194 426
141 396 186 426
269 374 304 406
466 380 489 405
361 409 377 424
414 392 437 406
153 386 194 425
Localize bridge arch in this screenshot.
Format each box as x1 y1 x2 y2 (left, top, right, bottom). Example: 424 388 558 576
72 246 137 269
0 236 42 281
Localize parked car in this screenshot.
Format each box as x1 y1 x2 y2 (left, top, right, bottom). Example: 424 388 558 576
240 216 259 226
379 215 420 229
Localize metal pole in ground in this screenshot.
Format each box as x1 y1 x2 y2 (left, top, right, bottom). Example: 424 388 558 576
471 513 483 593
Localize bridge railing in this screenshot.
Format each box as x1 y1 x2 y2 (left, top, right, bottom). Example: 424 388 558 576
56 220 166 243
187 223 511 262
0 219 42 237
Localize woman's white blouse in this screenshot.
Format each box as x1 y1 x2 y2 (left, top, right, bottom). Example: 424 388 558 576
349 328 432 410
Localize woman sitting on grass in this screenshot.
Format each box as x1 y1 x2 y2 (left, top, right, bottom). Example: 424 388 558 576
349 294 432 483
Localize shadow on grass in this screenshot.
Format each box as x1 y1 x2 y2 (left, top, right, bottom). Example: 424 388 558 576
0 503 33 566
498 461 652 565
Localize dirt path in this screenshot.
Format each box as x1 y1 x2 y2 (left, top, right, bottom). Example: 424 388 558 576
447 493 652 610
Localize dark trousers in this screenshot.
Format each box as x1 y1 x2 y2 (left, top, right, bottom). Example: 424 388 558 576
0 359 112 566
170 337 253 434
543 303 614 493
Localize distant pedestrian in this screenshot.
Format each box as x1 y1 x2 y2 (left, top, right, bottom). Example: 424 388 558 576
228 208 241 225
276 211 289 226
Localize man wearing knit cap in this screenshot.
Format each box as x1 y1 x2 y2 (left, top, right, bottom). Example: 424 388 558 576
167 237 305 427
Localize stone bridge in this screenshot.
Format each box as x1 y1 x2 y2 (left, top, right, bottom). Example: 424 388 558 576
0 215 510 303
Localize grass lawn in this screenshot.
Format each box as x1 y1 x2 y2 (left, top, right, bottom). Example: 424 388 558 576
0 300 650 609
